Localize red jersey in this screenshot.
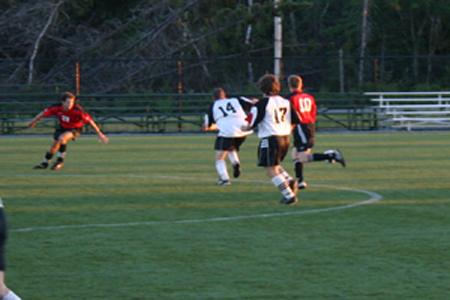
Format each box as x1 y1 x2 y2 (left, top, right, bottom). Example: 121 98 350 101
286 89 317 124
43 103 93 129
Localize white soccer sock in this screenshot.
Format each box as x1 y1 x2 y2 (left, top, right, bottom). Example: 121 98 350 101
2 290 21 300
227 151 240 166
271 174 295 199
278 166 293 182
215 160 229 181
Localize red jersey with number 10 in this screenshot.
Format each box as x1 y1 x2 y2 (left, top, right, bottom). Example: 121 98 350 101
286 89 317 124
43 103 93 129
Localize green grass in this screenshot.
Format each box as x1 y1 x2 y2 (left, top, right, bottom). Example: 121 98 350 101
1 132 449 300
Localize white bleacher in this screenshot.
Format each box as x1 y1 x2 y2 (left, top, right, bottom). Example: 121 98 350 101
365 92 450 130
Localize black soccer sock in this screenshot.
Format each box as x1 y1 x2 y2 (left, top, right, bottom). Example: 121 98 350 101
58 144 67 153
44 152 53 163
56 144 67 162
294 159 303 182
312 153 330 161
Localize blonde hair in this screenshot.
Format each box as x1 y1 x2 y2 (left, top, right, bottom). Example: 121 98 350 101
288 75 303 89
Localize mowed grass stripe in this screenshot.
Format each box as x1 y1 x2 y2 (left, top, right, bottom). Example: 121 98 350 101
2 132 450 300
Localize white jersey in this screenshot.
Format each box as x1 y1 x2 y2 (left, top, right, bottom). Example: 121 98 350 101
205 97 254 137
248 95 300 138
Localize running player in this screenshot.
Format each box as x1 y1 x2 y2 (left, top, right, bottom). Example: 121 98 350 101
242 74 301 205
204 88 255 185
29 92 109 170
286 75 345 190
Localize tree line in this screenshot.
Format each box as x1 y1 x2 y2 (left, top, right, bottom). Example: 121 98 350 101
1 0 449 94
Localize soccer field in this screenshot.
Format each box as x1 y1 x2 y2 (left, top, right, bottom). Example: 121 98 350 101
1 132 449 300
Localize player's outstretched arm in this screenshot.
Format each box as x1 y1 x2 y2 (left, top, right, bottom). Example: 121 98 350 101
89 120 109 143
28 111 45 128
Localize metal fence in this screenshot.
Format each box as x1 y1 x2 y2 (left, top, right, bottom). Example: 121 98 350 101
0 92 377 135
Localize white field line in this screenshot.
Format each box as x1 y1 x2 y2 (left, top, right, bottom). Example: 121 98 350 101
9 174 383 233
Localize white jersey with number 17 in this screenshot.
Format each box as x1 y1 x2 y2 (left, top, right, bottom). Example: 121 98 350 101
248 95 300 138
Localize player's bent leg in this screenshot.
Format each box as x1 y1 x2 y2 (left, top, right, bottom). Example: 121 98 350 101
292 148 309 189
278 166 297 195
298 150 312 163
58 131 75 145
34 141 59 169
49 139 61 154
50 132 74 171
232 163 241 178
227 150 241 178
265 166 298 205
296 149 312 189
51 143 67 171
215 150 228 161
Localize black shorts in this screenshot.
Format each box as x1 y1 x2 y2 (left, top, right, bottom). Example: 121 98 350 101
53 126 82 141
0 208 7 271
257 135 290 167
214 136 247 151
293 123 315 152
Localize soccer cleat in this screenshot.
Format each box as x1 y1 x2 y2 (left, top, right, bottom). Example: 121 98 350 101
33 162 48 169
298 181 308 189
51 161 64 171
334 149 346 167
217 179 231 186
233 163 241 178
279 196 298 205
289 179 299 195
325 150 346 167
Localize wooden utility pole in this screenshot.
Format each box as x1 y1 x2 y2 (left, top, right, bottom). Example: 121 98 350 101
75 62 80 96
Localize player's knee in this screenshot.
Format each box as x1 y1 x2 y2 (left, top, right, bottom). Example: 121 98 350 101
215 151 227 161
298 150 312 163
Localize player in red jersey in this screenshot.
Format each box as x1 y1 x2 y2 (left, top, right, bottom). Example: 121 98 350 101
287 75 345 190
29 92 109 170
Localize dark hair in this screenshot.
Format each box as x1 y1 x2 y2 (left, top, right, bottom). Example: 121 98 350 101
61 92 76 102
257 74 280 95
212 87 226 100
